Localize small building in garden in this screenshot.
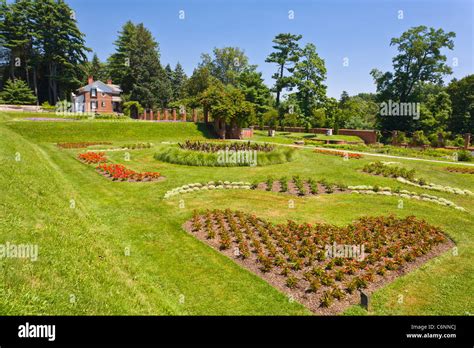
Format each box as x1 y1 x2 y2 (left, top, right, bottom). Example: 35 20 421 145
72 76 122 113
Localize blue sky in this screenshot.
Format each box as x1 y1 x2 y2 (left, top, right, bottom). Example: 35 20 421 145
68 0 473 98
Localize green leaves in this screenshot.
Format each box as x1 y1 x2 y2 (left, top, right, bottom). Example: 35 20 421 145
0 78 36 105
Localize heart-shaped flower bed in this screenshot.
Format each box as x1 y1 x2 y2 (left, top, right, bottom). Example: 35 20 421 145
184 209 453 314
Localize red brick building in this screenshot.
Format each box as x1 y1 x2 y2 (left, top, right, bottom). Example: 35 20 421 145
72 77 122 113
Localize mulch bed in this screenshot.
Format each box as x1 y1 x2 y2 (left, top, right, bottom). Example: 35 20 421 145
183 210 454 315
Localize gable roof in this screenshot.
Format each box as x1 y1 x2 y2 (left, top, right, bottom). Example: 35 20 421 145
77 80 122 94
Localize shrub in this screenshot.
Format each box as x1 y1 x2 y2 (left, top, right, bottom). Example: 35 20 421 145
457 150 472 162
123 101 144 118
410 131 429 147
0 78 36 105
41 101 56 111
286 275 298 289
266 177 274 191
320 291 334 307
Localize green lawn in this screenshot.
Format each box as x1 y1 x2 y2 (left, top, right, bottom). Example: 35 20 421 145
252 130 364 144
1 111 473 315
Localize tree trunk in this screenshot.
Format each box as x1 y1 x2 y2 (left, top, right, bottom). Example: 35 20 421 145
33 66 39 106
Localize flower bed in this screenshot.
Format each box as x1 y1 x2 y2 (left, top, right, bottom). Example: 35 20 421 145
164 181 252 198
96 163 162 182
185 209 452 314
178 140 275 152
363 161 418 181
58 142 112 149
155 145 297 167
445 167 474 174
78 151 107 164
395 177 473 196
255 176 346 196
314 148 363 159
164 178 467 211
363 161 473 196
121 142 152 150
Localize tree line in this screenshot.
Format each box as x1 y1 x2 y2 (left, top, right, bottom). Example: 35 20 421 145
0 0 472 139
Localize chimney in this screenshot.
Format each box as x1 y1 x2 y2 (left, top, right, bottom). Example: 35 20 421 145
88 76 93 84
107 79 112 85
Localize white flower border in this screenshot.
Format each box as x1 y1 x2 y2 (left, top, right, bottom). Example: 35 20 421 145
396 177 473 196
164 180 468 212
348 185 467 212
164 181 252 199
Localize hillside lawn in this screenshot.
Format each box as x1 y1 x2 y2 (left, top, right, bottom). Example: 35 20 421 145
0 111 473 315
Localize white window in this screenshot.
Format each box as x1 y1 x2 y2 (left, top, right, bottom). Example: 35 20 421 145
91 101 97 110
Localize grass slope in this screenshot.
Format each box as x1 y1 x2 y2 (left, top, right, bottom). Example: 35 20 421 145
0 118 308 315
1 112 473 315
5 119 213 143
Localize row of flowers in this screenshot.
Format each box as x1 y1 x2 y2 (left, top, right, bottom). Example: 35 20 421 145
445 166 474 174
165 179 467 211
97 163 161 181
314 148 363 159
164 181 252 199
363 161 418 181
178 140 275 153
396 177 473 196
58 142 112 149
348 185 467 211
78 151 107 164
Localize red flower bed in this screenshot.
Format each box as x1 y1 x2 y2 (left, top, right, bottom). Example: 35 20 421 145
314 148 363 159
186 210 451 314
97 163 161 181
78 151 107 164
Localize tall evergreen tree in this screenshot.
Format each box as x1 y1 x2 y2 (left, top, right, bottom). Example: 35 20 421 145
265 33 302 109
172 62 187 100
107 21 136 94
84 53 107 82
33 0 89 103
108 21 168 108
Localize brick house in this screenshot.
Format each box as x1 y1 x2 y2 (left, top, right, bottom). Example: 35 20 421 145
72 76 122 113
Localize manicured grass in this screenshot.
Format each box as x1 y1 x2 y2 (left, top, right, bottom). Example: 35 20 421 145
5 119 213 143
1 112 473 315
252 130 364 144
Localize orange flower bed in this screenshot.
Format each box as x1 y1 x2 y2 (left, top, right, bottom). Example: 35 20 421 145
78 151 107 164
97 163 161 181
314 149 363 159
